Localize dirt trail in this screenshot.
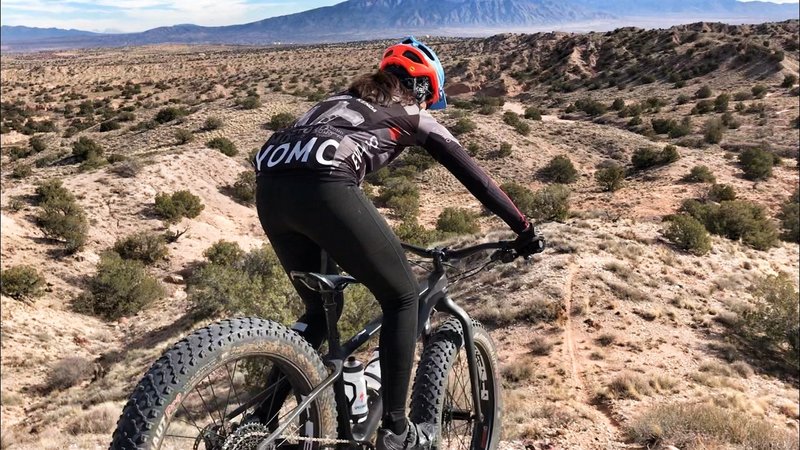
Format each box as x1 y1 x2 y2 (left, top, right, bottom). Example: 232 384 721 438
562 263 627 447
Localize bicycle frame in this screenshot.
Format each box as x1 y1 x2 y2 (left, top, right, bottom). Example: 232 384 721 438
255 241 513 450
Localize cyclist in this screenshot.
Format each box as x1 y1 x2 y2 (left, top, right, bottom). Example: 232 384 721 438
253 36 541 450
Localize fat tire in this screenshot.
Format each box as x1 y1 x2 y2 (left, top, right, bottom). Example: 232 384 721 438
109 317 337 449
410 318 502 450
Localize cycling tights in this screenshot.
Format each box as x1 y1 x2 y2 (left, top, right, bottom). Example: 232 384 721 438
255 175 419 432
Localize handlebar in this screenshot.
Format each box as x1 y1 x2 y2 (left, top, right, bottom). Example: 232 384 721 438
401 239 524 264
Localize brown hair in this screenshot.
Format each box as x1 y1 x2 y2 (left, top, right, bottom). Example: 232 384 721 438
347 70 416 107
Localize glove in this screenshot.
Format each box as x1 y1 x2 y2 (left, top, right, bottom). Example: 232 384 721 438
512 224 545 257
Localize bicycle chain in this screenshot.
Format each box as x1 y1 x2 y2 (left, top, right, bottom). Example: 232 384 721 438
222 425 355 450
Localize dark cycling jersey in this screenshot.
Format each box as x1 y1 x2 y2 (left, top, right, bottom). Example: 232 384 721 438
253 94 529 233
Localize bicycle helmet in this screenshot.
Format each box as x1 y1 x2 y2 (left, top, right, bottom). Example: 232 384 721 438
380 36 447 110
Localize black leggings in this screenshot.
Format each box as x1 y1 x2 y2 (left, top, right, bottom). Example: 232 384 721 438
256 175 420 429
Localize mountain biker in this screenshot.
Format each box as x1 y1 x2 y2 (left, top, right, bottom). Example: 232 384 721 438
253 36 540 450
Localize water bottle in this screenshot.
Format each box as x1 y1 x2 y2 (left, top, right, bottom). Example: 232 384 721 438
343 356 369 423
364 349 381 393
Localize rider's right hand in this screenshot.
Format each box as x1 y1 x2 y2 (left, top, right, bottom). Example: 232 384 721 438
512 223 545 258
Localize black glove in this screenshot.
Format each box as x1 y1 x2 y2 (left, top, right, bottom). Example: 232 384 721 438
512 224 545 257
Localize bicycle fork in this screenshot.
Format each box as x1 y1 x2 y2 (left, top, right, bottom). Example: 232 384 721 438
436 295 484 426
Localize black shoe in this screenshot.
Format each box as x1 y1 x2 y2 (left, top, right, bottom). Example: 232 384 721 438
376 420 435 450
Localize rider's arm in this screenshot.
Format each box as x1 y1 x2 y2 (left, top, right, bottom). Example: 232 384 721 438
395 109 530 234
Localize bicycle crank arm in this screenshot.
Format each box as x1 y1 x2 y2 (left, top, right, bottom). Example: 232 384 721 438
256 359 343 450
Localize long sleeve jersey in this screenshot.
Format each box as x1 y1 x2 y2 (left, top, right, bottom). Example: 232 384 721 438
253 93 529 233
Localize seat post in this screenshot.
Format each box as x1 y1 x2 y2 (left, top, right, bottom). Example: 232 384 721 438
322 290 343 358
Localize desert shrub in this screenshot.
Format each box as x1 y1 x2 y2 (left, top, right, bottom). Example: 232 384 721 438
398 146 436 172
71 137 104 161
574 97 607 116
631 145 680 170
451 117 477 135
695 85 712 99
36 193 88 253
676 94 690 105
204 240 245 266
230 170 256 204
29 135 46 153
683 199 778 250
738 148 774 180
113 231 168 265
1 265 45 300
202 116 224 131
188 245 301 322
611 98 625 111
778 191 799 243
65 403 118 435
627 401 799 450
751 84 768 99
154 190 204 224
436 207 479 234
692 100 714 114
497 142 513 158
377 176 419 218
43 356 92 392
529 336 554 356
671 119 692 142
530 184 570 222
207 137 237 156
781 74 798 88
708 184 736 202
111 159 142 178
524 106 542 120
393 218 442 246
539 155 579 184
684 165 716 183
107 153 126 164
720 112 741 129
703 117 724 144
117 111 136 122
466 142 480 156
741 273 799 362
595 163 626 192
237 95 261 110
174 128 193 145
502 111 530 135
99 120 120 132
267 112 296 130
73 253 164 320
651 118 676 135
713 93 730 112
154 106 188 124
7 146 32 161
35 179 72 205
733 91 753 101
11 164 32 179
500 182 536 216
663 214 711 255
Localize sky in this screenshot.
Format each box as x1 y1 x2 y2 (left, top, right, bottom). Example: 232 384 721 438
0 0 798 33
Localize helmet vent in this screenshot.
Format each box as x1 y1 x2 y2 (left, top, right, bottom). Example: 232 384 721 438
402 50 423 64
416 46 435 61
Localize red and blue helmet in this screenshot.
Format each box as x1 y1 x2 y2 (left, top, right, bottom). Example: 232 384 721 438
380 36 447 110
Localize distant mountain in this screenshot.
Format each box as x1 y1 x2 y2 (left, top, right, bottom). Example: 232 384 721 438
2 0 798 51
0 25 101 43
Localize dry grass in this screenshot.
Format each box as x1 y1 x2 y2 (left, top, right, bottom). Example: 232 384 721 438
626 401 799 450
64 402 119 435
597 372 677 401
529 335 555 356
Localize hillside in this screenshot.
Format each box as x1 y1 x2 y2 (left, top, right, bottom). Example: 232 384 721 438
1 21 799 450
2 0 798 51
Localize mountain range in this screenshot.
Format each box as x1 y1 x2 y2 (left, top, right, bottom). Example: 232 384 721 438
2 0 798 51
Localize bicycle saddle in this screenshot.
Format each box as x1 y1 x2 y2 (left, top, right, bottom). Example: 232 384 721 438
290 271 358 292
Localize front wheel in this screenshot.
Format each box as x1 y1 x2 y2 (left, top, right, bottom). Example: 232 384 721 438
110 317 338 450
410 318 501 450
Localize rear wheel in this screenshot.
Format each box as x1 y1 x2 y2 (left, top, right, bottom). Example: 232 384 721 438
410 318 501 450
110 317 338 450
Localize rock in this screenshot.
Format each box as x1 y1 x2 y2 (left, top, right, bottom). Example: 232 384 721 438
164 274 185 284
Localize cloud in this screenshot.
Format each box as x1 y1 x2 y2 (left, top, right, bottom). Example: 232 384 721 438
1 0 338 33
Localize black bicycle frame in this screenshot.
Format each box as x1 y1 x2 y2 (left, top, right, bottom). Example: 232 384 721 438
256 241 511 450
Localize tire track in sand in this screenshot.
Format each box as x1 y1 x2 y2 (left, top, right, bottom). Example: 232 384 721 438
562 263 626 445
